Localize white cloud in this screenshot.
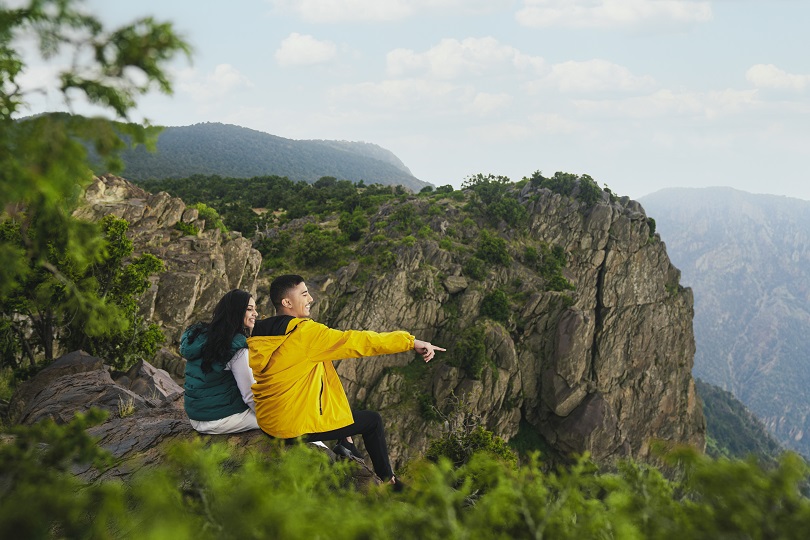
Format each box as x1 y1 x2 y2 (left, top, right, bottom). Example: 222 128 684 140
329 78 466 110
275 33 338 67
466 92 512 115
177 64 253 102
746 64 809 92
387 37 545 80
516 0 712 29
573 88 759 119
541 59 655 93
270 0 511 23
528 112 584 135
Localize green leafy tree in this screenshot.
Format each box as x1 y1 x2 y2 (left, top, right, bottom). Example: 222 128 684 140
480 289 510 324
338 208 369 241
295 223 341 268
0 0 189 370
450 325 490 379
476 230 511 266
60 215 164 370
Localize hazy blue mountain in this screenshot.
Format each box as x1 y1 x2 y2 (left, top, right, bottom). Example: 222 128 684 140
114 122 430 191
640 187 810 457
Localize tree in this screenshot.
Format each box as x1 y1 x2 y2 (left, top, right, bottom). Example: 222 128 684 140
0 0 190 371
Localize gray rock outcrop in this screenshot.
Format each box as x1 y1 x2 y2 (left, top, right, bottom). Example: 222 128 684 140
308 184 704 466
9 351 380 487
73 174 262 377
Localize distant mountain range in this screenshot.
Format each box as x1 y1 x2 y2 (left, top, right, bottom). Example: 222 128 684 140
640 187 810 457
112 122 431 191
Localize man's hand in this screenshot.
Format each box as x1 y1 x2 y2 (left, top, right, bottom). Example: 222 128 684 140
414 339 446 362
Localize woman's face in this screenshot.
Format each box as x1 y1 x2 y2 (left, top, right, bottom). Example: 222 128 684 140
243 297 258 331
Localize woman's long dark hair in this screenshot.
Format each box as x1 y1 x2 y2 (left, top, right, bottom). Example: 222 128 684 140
187 289 252 373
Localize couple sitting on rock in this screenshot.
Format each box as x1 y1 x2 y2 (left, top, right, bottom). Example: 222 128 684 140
180 274 445 487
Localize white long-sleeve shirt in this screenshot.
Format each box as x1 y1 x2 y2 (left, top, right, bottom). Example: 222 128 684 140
225 348 255 412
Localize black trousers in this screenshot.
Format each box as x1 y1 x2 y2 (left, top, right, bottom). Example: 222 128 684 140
304 410 394 480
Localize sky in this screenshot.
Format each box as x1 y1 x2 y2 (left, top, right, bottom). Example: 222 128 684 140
13 0 810 201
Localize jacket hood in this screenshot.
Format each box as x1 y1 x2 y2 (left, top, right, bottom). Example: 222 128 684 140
248 316 304 372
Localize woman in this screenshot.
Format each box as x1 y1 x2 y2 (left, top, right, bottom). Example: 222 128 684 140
181 289 260 434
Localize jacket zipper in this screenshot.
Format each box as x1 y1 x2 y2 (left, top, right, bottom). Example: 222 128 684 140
319 378 324 415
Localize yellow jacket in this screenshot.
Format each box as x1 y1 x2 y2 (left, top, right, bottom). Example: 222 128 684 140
247 316 415 438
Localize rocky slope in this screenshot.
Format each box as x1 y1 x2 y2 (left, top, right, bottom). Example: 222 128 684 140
72 174 262 379
68 175 705 468
640 187 810 457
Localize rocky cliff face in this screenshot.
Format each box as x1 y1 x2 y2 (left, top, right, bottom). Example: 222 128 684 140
73 174 262 379
71 175 705 467
307 185 705 466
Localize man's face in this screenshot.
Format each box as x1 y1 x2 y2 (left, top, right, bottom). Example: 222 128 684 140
284 281 313 318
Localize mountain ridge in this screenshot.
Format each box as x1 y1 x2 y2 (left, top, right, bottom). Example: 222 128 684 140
113 122 430 191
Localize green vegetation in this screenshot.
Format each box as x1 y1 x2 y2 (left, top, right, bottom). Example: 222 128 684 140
190 202 228 233
476 230 511 266
1 207 165 375
138 174 402 238
449 325 492 380
426 425 518 469
112 122 428 191
527 170 607 207
294 223 345 269
525 242 576 292
0 0 188 379
480 289 511 324
174 220 199 236
3 412 810 539
697 378 784 462
462 173 528 227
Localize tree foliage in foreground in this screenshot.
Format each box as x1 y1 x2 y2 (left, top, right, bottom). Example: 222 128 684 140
1 412 809 539
1 214 164 372
0 0 189 375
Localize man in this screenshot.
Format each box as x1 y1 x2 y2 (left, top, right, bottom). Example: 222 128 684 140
248 274 444 487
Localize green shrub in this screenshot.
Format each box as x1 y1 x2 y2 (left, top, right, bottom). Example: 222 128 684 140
450 325 490 379
463 256 487 281
476 230 510 266
426 425 518 469
174 220 199 236
190 202 227 233
295 224 341 267
524 245 538 266
480 289 511 324
417 393 441 422
378 250 396 269
338 209 369 241
402 235 416 246
4 411 810 539
439 238 453 250
647 217 657 237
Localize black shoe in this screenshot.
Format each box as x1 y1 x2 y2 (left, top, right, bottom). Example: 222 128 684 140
333 439 364 461
390 476 406 493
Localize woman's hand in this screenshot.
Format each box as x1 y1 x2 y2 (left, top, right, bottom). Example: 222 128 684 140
414 339 446 362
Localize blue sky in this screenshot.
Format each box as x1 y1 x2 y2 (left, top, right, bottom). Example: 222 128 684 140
14 0 810 201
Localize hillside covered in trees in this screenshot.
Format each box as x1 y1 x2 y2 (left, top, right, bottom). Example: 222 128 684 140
112 122 430 191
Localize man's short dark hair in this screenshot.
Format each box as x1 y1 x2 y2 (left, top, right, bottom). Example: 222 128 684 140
269 274 305 310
